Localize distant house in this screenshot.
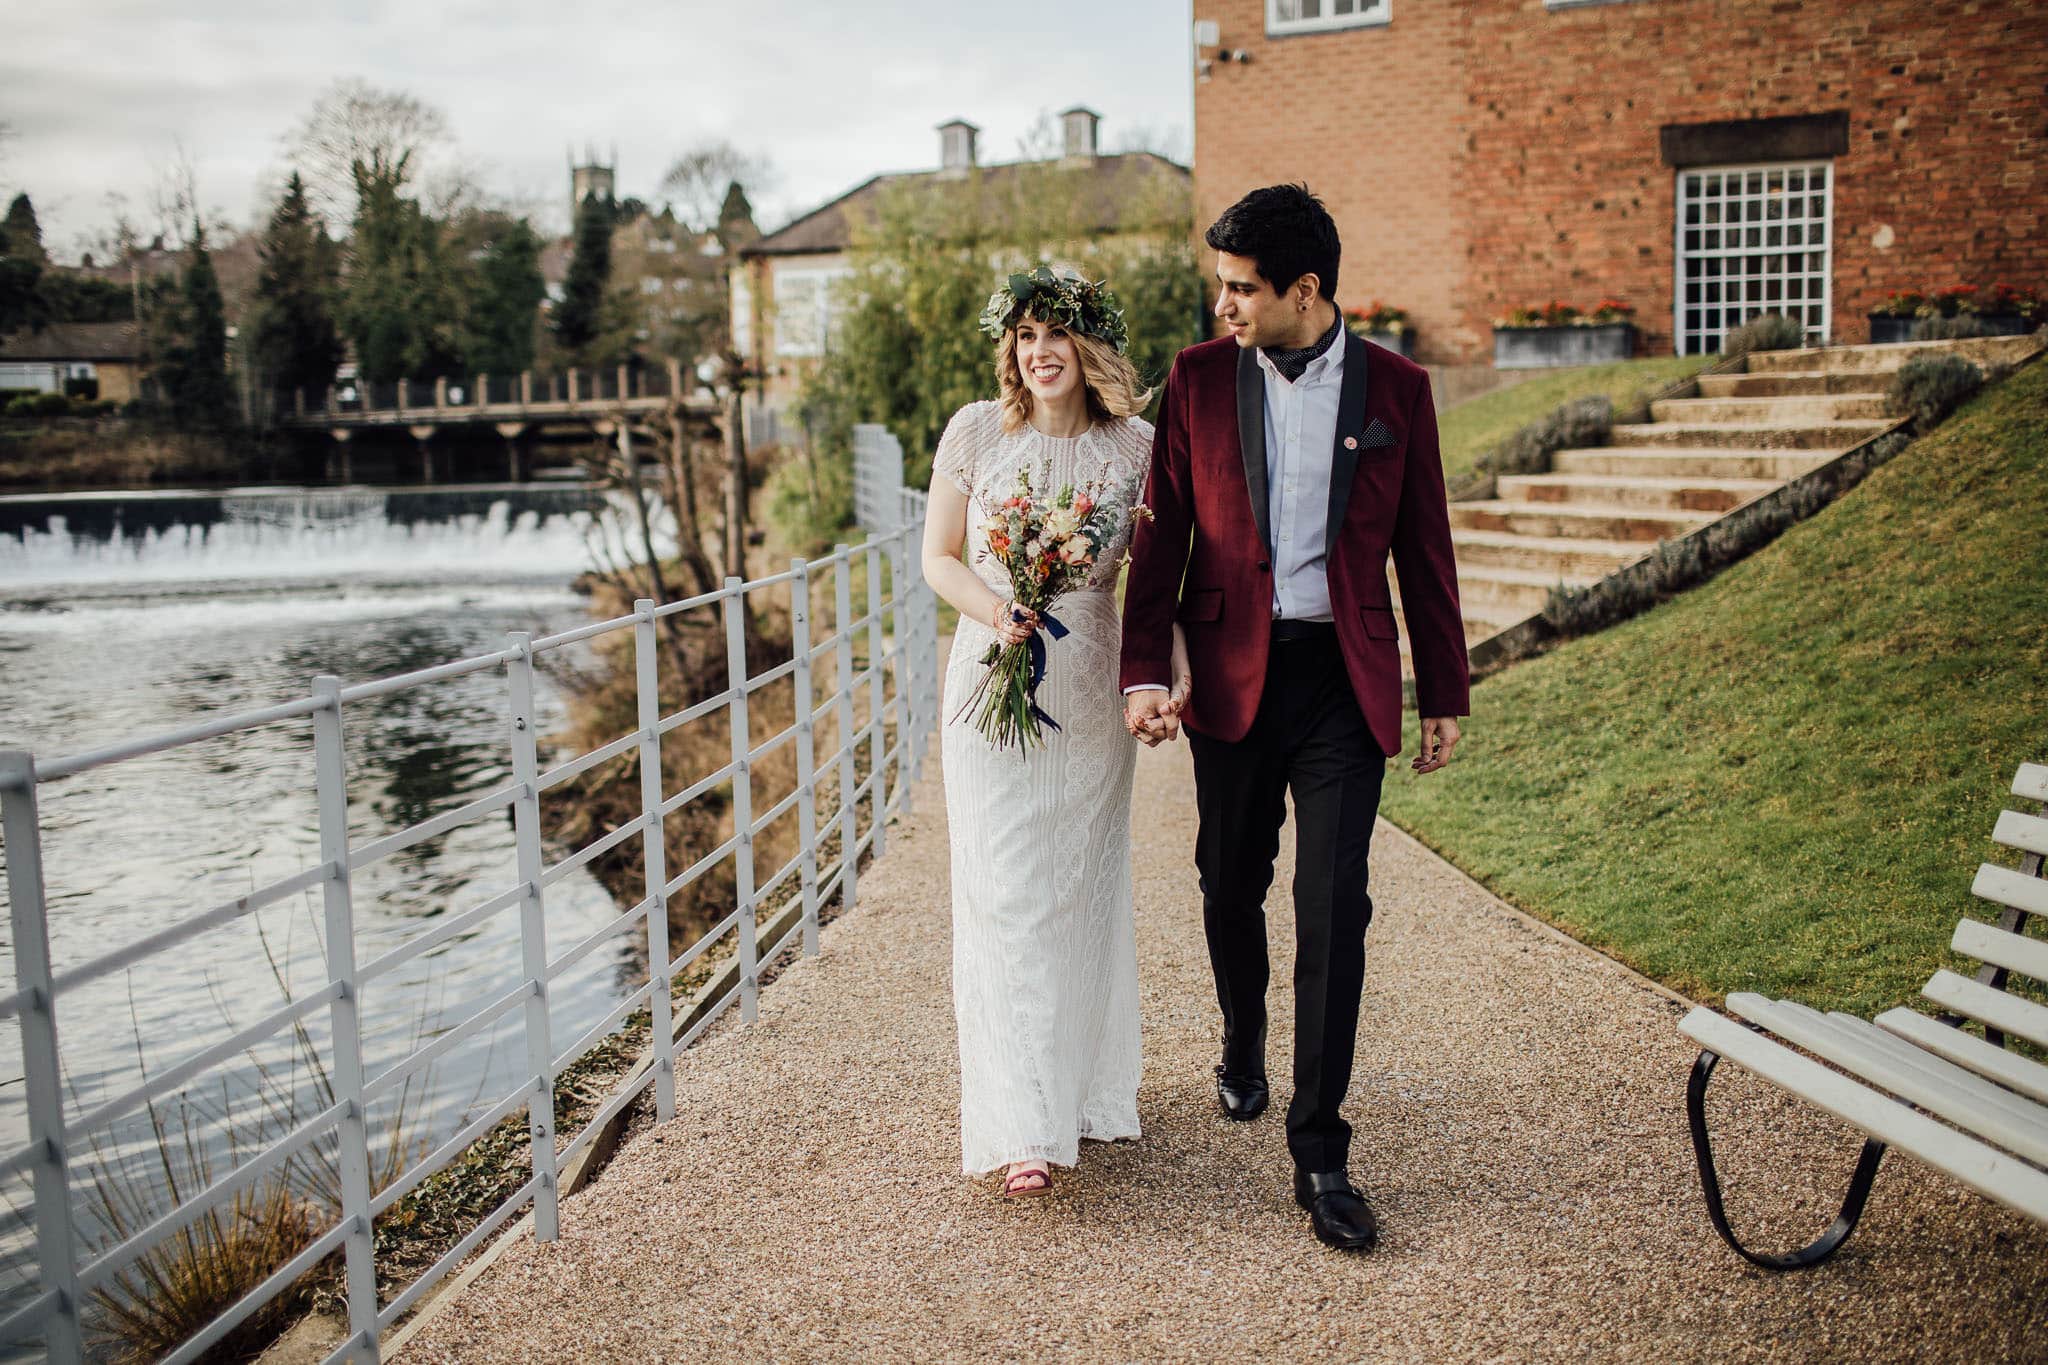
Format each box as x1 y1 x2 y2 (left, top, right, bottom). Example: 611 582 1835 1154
0 321 145 401
735 109 1191 412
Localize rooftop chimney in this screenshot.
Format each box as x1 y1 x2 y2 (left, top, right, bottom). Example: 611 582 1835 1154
1060 106 1101 163
938 118 979 177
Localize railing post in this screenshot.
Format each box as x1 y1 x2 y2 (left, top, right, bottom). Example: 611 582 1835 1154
476 373 490 411
865 541 889 855
789 560 821 956
520 371 533 406
433 376 448 410
1 752 82 1365
633 602 677 1122
883 532 914 818
724 581 760 1022
325 384 338 416
503 635 561 1240
309 680 379 1357
617 364 630 403
396 379 410 415
567 369 581 408
833 548 859 914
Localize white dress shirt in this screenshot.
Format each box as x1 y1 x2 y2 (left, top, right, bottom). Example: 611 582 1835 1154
1125 321 1347 696
1255 322 1344 622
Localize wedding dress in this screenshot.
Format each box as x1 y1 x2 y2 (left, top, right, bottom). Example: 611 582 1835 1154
933 399 1150 1175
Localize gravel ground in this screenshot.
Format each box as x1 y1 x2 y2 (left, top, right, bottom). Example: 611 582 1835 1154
401 683 2048 1362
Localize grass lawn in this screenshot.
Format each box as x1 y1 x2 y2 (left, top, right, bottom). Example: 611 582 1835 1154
1436 355 1710 481
1381 358 2048 1016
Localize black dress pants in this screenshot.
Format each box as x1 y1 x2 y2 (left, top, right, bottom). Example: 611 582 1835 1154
1188 628 1384 1174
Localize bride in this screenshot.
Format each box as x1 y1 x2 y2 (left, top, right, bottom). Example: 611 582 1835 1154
920 268 1189 1197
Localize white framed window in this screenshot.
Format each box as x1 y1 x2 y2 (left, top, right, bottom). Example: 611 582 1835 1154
730 270 753 357
1674 161 1834 356
1266 0 1390 36
773 267 852 358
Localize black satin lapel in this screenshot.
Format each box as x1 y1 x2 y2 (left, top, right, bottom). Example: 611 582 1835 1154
1236 346 1272 557
1327 333 1370 549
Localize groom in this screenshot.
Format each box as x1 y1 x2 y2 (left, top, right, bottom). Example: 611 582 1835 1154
1120 184 1468 1252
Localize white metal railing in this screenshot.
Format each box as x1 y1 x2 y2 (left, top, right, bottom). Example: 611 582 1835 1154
0 497 935 1363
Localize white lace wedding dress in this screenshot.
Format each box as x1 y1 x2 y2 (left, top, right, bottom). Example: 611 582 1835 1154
933 399 1150 1176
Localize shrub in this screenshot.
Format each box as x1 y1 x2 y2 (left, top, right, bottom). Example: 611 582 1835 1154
1475 394 1611 479
1910 314 1993 341
1720 312 1805 358
1888 353 1983 428
4 395 37 418
764 442 855 558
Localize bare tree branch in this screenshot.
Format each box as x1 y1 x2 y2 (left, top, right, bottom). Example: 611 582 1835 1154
659 141 774 237
282 78 453 225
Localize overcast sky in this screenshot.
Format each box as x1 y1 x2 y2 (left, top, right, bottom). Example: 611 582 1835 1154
1 0 1195 258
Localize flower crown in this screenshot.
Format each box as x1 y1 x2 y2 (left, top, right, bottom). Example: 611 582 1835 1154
977 266 1130 354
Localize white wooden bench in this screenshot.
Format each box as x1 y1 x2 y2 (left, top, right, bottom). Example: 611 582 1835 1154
1678 761 2048 1268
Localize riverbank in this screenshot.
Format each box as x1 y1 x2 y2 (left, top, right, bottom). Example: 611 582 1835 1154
0 418 264 487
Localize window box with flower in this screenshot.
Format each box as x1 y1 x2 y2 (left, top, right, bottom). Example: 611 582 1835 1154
1342 302 1415 357
1491 299 1636 369
1869 283 2042 343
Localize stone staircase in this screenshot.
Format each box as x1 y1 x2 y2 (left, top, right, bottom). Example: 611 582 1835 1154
1395 332 2042 669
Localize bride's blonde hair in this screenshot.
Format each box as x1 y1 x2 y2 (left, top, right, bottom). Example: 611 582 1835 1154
996 328 1152 434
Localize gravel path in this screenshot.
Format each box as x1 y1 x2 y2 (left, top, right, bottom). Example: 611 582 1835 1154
402 691 2048 1361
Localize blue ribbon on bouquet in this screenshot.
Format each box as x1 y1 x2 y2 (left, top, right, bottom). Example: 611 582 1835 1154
1015 607 1070 733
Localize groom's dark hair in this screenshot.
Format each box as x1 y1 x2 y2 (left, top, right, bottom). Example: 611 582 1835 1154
1204 183 1341 301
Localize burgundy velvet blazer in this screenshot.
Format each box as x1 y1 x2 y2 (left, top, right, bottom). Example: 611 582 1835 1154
1118 332 1470 756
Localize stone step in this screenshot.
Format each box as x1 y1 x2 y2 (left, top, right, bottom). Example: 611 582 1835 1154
1651 393 1893 423
1496 472 1779 513
1392 603 1527 652
1607 419 1893 451
1449 499 1712 543
1741 333 2042 374
1551 446 1834 480
1697 370 1895 398
1449 527 1651 577
1390 563 1600 614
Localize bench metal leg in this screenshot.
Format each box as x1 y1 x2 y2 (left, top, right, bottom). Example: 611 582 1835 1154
1686 1048 1888 1270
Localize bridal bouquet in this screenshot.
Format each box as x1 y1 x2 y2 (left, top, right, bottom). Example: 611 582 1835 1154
958 466 1150 751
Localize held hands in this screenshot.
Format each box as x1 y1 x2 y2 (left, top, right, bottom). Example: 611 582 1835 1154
1125 623 1193 747
1412 716 1461 774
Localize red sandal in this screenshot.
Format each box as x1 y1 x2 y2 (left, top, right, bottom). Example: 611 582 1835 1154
1002 1165 1052 1198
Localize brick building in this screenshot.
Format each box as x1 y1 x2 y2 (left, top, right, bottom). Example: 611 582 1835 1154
1191 0 2047 363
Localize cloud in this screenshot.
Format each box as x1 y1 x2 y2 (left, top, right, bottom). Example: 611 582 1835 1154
1 0 1191 254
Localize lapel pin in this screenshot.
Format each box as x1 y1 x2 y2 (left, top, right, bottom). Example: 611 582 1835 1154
1344 435 1358 450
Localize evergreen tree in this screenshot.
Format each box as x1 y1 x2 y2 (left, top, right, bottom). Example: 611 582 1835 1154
553 190 613 358
460 218 545 374
250 172 344 397
155 223 235 428
0 192 46 333
341 159 462 383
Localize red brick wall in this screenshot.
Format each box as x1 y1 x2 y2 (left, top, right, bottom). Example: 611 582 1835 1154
1193 0 2048 362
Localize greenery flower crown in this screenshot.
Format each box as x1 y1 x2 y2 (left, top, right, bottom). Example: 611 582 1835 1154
977 266 1130 354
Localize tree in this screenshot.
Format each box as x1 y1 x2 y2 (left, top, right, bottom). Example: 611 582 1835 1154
154 224 235 428
787 155 1203 547
284 79 452 225
341 159 461 383
0 192 47 333
660 142 772 238
459 217 545 375
249 173 344 399
552 190 614 360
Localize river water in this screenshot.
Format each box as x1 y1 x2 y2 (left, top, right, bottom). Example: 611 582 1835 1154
0 482 650 1324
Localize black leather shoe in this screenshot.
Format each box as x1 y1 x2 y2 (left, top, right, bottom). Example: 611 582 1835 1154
1293 1169 1379 1252
1214 1065 1269 1122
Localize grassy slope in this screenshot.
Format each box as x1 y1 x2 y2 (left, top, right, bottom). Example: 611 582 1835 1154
1436 355 1708 481
1381 359 2048 1016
